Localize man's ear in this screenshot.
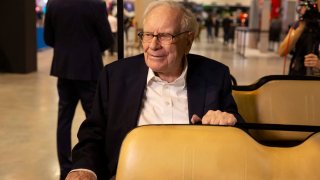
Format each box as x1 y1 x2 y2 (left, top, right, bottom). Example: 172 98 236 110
185 32 195 53
187 32 195 45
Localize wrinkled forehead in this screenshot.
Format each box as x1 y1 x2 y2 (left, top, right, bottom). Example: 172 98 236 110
143 6 183 32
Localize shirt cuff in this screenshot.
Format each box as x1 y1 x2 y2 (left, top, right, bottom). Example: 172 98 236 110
69 168 97 180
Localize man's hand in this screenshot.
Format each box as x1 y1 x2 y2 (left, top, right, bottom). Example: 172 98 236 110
191 110 237 125
65 171 97 180
304 53 320 69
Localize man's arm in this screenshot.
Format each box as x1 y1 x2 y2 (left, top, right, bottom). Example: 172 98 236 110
69 68 110 178
191 67 243 125
93 1 114 51
278 21 305 56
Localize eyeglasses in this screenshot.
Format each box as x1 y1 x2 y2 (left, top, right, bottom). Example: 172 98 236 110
137 31 190 44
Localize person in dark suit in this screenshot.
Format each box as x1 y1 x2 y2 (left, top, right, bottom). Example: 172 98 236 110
66 1 243 179
43 0 113 179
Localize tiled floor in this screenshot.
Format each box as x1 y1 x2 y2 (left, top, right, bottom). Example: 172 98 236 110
0 30 286 179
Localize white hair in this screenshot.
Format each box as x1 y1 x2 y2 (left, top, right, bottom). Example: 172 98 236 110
142 0 199 34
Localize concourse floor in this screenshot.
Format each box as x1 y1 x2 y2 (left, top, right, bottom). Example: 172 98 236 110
0 34 286 180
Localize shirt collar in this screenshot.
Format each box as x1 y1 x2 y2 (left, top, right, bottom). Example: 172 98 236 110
146 60 188 87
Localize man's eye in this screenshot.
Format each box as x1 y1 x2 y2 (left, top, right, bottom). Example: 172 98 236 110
160 34 172 39
144 33 154 37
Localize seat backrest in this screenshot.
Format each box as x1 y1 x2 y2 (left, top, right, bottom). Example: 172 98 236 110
233 77 320 140
116 125 320 180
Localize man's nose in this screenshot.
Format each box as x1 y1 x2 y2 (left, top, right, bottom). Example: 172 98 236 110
149 36 161 49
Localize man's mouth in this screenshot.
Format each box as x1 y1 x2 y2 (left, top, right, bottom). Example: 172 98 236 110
149 54 165 59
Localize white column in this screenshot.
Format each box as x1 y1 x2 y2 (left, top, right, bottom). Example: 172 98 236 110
259 0 271 52
248 0 260 48
281 0 297 38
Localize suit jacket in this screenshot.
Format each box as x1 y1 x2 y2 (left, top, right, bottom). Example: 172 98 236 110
72 54 244 179
44 0 113 81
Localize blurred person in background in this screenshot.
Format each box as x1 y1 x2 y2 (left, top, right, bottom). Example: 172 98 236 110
108 10 117 56
279 0 320 76
269 16 282 51
44 0 113 179
204 13 214 42
222 13 233 45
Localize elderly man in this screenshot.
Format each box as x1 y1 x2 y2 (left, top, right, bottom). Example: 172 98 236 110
66 1 243 179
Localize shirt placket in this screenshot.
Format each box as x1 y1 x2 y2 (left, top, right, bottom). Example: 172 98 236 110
162 84 173 124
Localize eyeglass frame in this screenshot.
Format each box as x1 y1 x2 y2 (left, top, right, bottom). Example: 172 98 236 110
137 31 190 44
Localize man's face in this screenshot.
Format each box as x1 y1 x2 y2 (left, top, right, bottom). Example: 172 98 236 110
300 5 307 15
142 6 192 77
297 1 307 15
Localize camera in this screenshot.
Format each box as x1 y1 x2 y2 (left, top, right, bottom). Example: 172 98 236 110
297 0 319 22
296 0 320 36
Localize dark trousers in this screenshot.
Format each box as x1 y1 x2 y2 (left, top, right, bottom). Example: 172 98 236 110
56 78 97 179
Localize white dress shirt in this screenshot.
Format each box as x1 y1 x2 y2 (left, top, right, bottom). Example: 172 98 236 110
138 64 189 126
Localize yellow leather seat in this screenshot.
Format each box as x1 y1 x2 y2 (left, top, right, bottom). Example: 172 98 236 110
116 125 320 180
232 75 320 141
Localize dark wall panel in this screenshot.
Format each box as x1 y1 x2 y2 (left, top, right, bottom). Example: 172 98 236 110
0 0 37 73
